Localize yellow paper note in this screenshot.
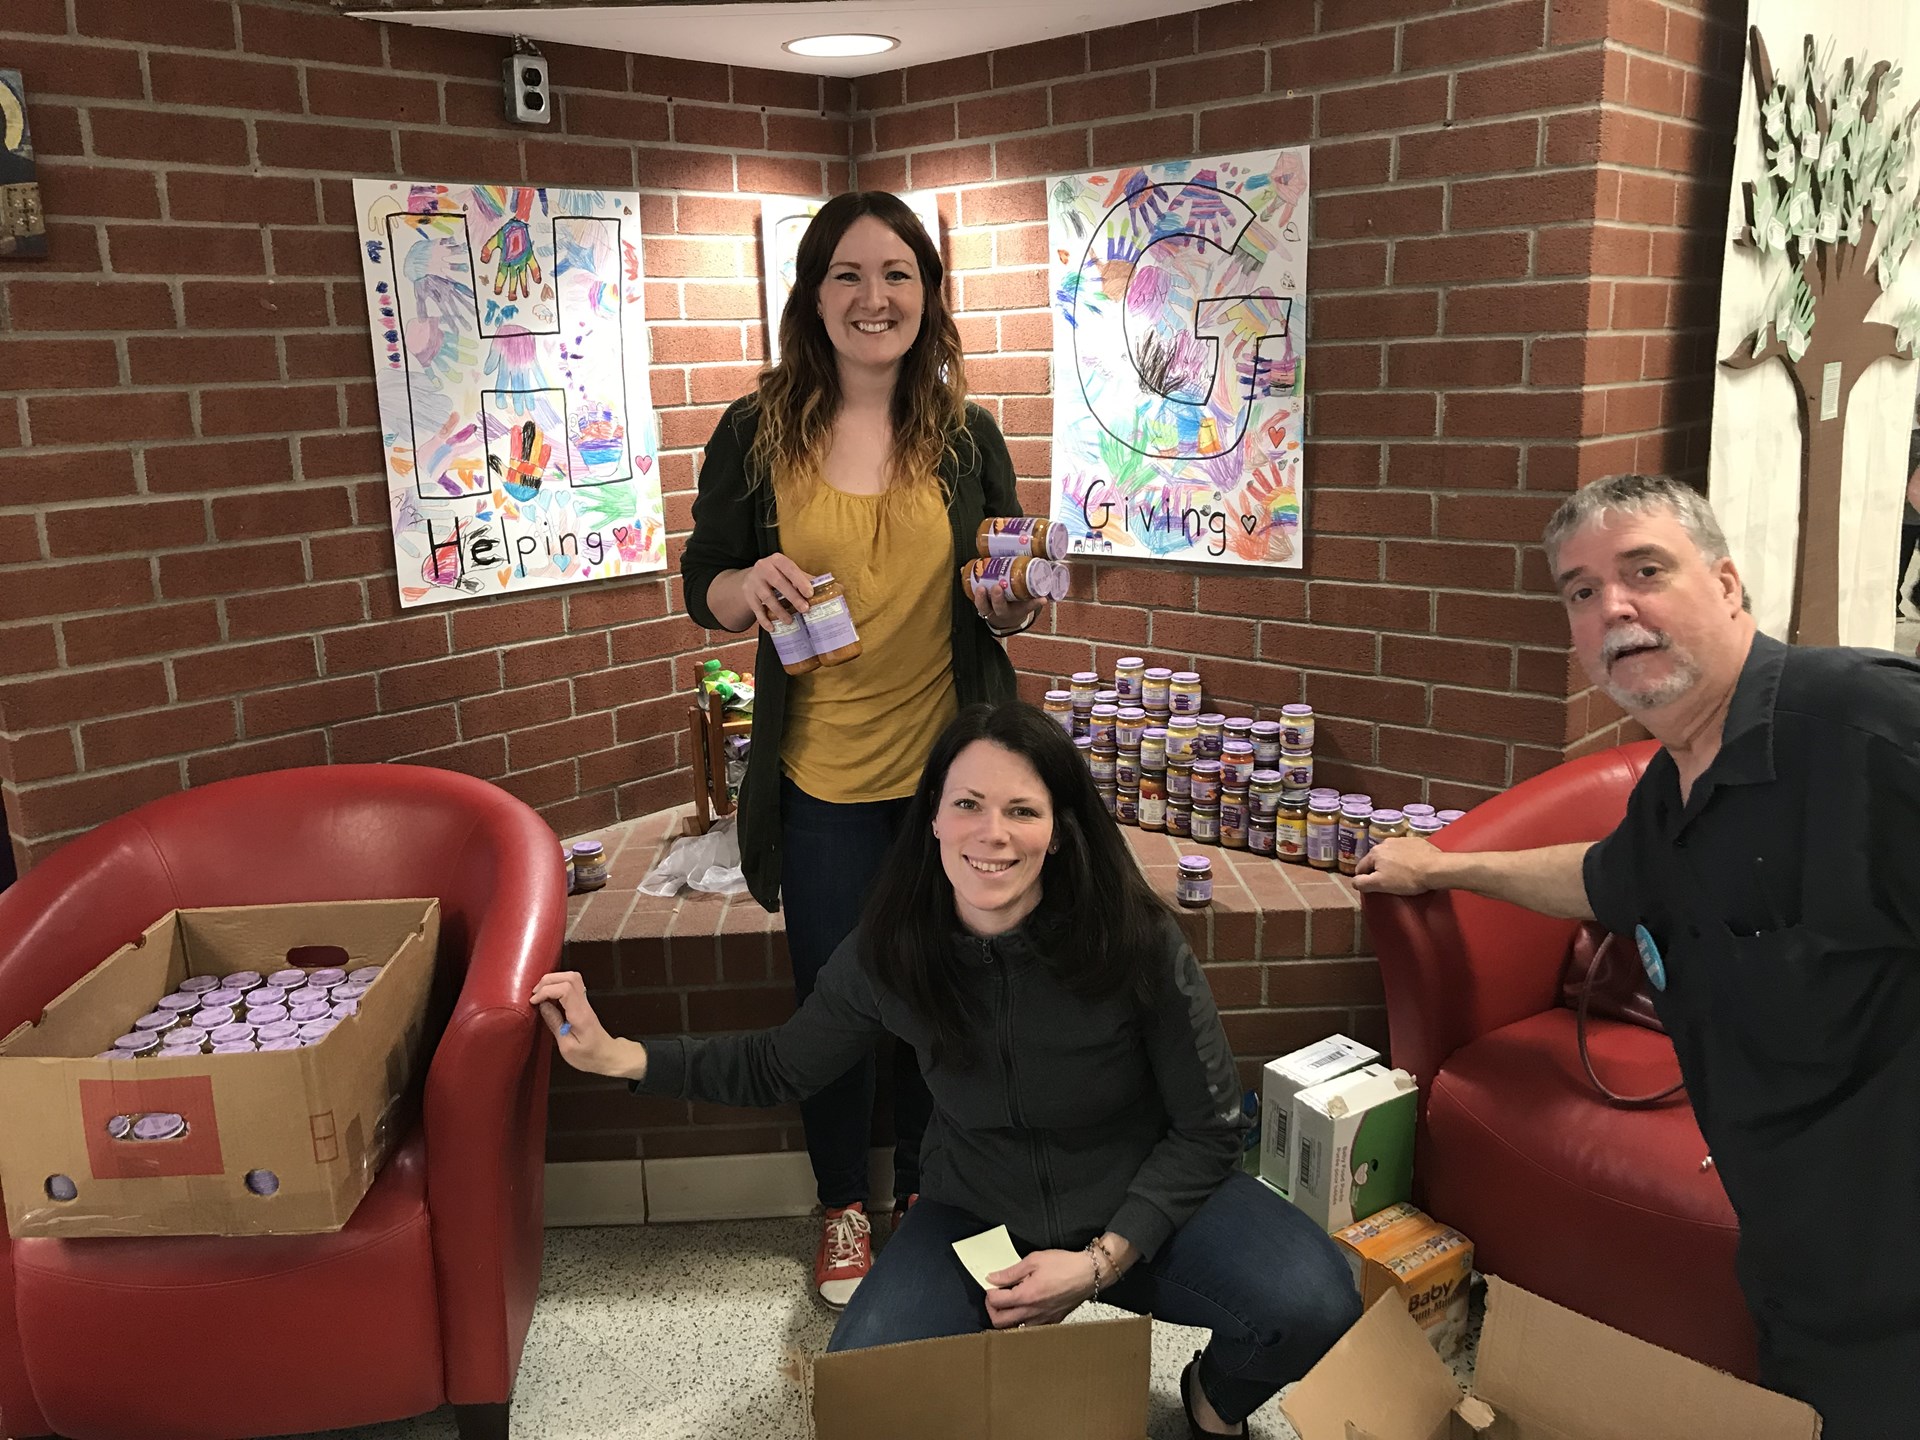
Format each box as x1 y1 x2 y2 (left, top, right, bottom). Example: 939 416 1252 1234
952 1224 1022 1289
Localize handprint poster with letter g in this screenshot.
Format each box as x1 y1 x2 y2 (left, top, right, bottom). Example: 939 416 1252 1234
354 179 665 607
1047 149 1307 569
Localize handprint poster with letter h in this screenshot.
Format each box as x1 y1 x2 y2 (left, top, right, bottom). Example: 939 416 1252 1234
1047 148 1307 568
354 178 666 608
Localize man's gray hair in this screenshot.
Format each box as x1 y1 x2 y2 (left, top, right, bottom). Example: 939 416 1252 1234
1542 474 1750 611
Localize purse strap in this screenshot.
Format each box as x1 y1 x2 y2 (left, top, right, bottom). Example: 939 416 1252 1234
1575 933 1686 1109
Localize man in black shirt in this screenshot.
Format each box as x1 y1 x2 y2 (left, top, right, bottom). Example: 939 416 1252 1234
1358 474 1920 1438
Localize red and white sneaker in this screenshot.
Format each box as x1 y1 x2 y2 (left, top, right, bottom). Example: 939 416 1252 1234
814 1202 872 1309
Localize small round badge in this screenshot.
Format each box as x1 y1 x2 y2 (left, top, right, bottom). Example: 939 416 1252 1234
1634 923 1667 992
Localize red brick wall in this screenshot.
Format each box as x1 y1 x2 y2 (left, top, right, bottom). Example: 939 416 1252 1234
853 0 1740 801
0 0 851 869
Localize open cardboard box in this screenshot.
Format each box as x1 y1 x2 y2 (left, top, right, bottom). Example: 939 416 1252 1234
811 1315 1151 1439
1283 1277 1820 1440
0 898 437 1239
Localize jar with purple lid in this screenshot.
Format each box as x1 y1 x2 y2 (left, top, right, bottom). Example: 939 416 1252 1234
1114 656 1145 704
1088 745 1115 786
1279 749 1313 789
1338 801 1374 874
255 1020 301 1043
1093 688 1119 709
134 1010 180 1034
1069 671 1100 710
112 1033 160 1057
1142 667 1173 711
245 1001 290 1027
1250 720 1282 768
1166 764 1191 801
192 1004 238 1030
210 1023 256 1046
1115 707 1147 749
1140 727 1167 770
289 1000 332 1024
163 1026 208 1052
210 1041 257 1054
157 993 201 1014
1247 821 1277 857
1114 749 1139 790
330 999 359 1019
106 1114 134 1138
259 1037 304 1053
1169 672 1203 716
267 968 306 990
1408 815 1446 838
1194 713 1225 761
1219 790 1249 849
179 975 220 996
308 967 349 990
1190 759 1224 807
1402 803 1437 822
298 1018 340 1042
132 1113 187 1141
1176 856 1213 907
1114 790 1139 826
1044 690 1074 733
1190 806 1220 845
1340 793 1372 809
1222 716 1255 744
1166 801 1191 838
225 971 264 993
1088 704 1118 747
288 987 332 1009
200 987 244 1010
1309 788 1340 805
1367 809 1409 848
1435 809 1466 826
342 966 381 990
157 1041 203 1061
1279 703 1314 749
1220 740 1256 789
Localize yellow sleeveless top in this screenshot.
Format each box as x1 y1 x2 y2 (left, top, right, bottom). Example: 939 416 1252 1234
778 480 957 803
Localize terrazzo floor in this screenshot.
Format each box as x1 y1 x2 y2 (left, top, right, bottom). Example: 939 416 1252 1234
316 1216 1482 1440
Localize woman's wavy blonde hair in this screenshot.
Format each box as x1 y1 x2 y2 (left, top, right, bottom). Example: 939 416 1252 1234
747 191 970 511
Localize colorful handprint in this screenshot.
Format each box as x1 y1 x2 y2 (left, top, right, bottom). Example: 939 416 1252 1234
480 190 543 301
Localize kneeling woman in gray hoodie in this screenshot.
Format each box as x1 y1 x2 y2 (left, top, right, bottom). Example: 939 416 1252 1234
532 701 1361 1438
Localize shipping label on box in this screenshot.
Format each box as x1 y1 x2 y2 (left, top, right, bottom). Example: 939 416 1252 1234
0 898 438 1239
1332 1202 1474 1361
1258 1033 1379 1193
1290 1065 1417 1232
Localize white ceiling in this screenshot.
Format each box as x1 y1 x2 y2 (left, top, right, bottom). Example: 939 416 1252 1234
352 0 1241 78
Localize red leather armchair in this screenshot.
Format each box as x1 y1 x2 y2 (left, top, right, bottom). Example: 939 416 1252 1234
1362 742 1759 1379
0 765 568 1440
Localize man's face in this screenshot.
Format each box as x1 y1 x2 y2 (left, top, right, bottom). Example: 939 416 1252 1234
1554 507 1747 713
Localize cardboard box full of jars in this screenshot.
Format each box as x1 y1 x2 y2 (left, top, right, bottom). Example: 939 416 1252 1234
0 898 437 1239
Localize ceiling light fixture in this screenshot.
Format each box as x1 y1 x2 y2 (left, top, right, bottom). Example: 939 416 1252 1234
783 33 900 58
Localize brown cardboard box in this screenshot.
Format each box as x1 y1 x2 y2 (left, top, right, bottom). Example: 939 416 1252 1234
0 898 437 1239
1331 1202 1474 1360
810 1315 1150 1439
1283 1277 1821 1440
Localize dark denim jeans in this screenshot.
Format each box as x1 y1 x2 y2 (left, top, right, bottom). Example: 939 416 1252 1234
780 776 931 1210
826 1172 1363 1426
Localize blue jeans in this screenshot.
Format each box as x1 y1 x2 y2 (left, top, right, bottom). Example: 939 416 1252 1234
826 1172 1363 1426
780 777 931 1209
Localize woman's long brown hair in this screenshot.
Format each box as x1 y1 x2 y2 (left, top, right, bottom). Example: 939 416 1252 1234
747 191 970 511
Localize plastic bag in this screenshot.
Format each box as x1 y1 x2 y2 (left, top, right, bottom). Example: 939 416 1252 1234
638 814 748 897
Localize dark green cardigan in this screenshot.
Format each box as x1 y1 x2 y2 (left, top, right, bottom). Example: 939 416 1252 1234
680 398 1023 911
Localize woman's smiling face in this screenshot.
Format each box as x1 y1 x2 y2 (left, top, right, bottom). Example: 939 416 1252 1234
817 214 925 377
933 740 1054 937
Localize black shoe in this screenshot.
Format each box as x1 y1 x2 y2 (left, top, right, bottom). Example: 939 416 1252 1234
1180 1352 1248 1439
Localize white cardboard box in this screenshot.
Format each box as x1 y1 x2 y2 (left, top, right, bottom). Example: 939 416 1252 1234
1289 1064 1418 1232
1257 1033 1378 1193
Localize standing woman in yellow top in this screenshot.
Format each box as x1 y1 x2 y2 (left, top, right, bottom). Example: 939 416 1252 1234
681 192 1045 1308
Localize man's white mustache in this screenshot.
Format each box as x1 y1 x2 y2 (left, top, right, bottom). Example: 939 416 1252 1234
1601 627 1669 666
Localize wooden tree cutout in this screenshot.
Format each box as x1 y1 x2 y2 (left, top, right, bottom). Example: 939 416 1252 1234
1721 26 1920 646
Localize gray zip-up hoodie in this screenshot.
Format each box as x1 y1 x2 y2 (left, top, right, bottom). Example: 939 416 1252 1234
632 906 1249 1261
